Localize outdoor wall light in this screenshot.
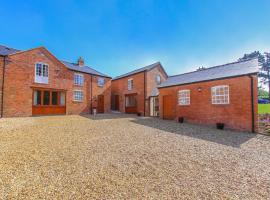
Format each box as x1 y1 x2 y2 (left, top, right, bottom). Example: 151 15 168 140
198 87 202 92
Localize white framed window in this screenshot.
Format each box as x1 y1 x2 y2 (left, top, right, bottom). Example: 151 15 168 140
156 75 161 85
74 73 84 86
73 90 83 102
35 63 48 84
211 85 229 104
98 77 105 87
128 78 133 91
178 90 190 105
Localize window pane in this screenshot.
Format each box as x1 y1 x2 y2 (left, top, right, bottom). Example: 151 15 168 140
43 91 50 105
98 78 105 87
60 92 65 105
52 92 58 105
34 90 41 105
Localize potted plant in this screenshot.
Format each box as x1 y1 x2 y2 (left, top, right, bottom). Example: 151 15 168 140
178 117 184 123
216 123 225 130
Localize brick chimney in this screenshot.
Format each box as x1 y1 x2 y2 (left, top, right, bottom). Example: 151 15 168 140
78 57 84 67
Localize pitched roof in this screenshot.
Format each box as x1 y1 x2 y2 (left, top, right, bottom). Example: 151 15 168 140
113 62 167 80
158 58 259 88
0 44 110 78
61 60 111 78
0 45 20 56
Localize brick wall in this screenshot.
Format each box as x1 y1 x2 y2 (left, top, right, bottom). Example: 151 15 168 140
111 72 145 114
2 47 111 117
0 57 4 116
145 66 167 116
159 75 258 132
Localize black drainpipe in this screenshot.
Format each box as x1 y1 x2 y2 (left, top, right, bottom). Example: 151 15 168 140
249 75 255 133
90 75 93 114
1 56 6 118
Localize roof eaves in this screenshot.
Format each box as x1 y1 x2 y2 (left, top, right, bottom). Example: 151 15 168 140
158 72 258 89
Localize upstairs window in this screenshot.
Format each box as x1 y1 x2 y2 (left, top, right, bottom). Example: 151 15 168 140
73 90 83 102
156 75 161 85
211 85 229 104
74 73 84 86
128 78 133 91
98 77 105 87
35 63 48 84
178 90 190 105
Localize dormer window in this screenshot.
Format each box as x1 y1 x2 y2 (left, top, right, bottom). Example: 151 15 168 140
35 63 48 84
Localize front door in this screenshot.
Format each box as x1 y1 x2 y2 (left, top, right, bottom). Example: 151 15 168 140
150 96 159 117
163 95 174 120
115 95 119 111
97 95 104 113
32 89 66 115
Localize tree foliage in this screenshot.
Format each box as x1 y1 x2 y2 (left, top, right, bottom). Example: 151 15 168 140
239 51 270 99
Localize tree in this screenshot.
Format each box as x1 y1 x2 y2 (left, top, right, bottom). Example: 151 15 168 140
239 51 270 100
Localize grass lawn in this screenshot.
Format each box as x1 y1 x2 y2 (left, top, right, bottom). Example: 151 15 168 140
258 104 270 114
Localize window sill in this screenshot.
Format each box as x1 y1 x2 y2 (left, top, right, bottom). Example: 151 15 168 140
74 84 84 87
73 100 83 103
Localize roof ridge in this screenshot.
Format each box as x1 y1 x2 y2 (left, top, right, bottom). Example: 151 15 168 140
113 61 161 80
169 58 258 78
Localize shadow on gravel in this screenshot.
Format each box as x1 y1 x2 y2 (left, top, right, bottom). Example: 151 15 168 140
131 117 256 148
80 113 138 120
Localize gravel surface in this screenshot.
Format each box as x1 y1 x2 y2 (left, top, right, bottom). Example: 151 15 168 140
0 114 270 199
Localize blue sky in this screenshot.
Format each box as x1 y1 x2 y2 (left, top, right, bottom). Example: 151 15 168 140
0 0 269 77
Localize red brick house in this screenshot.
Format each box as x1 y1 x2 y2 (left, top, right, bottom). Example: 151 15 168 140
0 45 111 117
111 62 168 116
158 59 258 132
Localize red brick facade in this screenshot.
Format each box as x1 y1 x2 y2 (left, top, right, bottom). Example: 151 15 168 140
111 64 167 116
0 47 111 117
159 75 258 132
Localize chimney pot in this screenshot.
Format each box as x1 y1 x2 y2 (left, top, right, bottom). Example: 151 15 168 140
78 57 84 67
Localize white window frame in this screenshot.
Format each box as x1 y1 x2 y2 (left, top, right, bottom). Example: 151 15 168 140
156 74 161 85
128 78 133 91
211 85 230 105
74 73 84 86
35 62 49 84
97 77 105 87
73 90 84 102
178 90 190 105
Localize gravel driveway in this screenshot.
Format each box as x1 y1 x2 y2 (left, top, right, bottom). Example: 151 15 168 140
0 114 269 199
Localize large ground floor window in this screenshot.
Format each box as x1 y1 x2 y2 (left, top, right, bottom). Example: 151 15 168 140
33 90 66 106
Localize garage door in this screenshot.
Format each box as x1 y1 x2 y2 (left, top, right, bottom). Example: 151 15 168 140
32 89 66 115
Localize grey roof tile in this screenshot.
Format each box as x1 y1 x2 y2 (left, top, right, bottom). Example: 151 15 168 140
158 58 258 88
113 62 165 80
62 60 111 78
0 45 19 56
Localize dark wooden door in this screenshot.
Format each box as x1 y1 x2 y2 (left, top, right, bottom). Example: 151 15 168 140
115 95 119 111
163 95 174 120
97 95 104 113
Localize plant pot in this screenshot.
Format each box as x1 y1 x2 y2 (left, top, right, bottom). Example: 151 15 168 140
137 113 141 116
216 123 224 130
178 117 184 123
